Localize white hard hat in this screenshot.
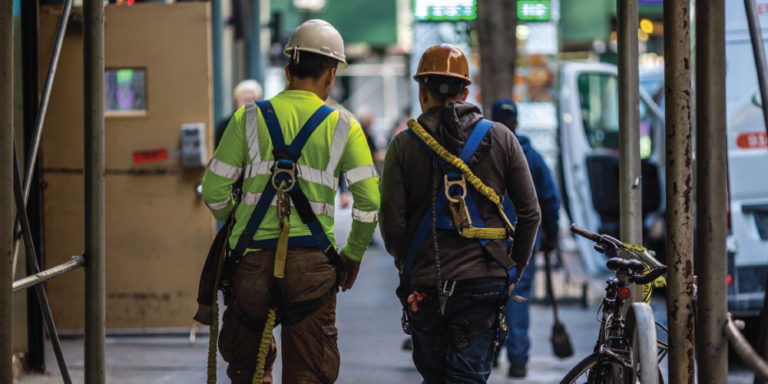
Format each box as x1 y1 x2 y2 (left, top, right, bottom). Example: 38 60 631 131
283 19 347 67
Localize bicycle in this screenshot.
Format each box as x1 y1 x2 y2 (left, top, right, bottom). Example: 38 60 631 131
560 224 668 384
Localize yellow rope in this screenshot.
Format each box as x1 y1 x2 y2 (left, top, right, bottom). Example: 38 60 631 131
622 242 667 300
252 216 290 383
273 217 290 279
252 309 276 384
407 119 516 234
408 119 501 204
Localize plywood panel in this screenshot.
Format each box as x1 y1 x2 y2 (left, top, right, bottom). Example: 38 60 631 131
39 3 215 329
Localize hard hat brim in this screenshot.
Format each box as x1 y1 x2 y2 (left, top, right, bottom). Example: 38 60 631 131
413 72 472 85
283 47 348 68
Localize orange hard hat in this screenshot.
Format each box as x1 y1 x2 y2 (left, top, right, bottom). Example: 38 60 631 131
413 44 471 85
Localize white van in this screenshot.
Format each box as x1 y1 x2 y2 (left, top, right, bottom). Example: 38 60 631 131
724 0 768 317
558 0 768 318
558 61 666 276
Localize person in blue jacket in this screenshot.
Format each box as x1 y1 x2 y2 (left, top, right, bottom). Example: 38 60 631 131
491 99 561 378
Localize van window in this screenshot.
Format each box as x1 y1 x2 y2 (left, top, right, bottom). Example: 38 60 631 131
577 73 654 158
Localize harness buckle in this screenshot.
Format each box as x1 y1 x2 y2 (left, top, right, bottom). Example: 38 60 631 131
276 190 292 221
448 195 473 230
444 175 467 203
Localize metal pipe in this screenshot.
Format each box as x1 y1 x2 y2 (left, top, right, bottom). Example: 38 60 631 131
83 0 106 381
617 0 642 291
665 0 696 383
744 0 768 135
727 314 768 382
20 0 46 372
12 151 72 384
0 0 14 381
212 0 224 122
695 0 729 382
12 0 72 280
248 0 263 83
13 255 85 293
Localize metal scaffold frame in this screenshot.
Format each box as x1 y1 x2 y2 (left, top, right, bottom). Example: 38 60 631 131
1 0 106 382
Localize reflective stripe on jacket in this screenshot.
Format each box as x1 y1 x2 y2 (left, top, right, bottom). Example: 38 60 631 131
202 90 380 261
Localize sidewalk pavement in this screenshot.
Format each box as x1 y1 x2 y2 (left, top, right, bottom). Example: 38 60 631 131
15 205 757 383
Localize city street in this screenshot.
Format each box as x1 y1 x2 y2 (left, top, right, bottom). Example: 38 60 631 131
14 205 758 383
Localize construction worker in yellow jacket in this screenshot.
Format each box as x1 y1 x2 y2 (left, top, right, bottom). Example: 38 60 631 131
202 19 380 384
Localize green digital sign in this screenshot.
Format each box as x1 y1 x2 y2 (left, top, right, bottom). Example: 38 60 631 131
518 0 551 22
413 0 477 22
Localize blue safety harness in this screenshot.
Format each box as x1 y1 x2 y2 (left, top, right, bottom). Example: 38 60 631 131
400 119 495 284
232 101 339 258
224 101 343 326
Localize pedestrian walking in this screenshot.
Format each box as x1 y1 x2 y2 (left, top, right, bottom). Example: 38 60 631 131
201 19 380 384
490 99 561 378
214 79 263 149
379 44 541 383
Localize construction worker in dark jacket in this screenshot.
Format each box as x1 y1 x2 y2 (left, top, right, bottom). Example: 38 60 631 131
380 44 541 383
491 99 561 378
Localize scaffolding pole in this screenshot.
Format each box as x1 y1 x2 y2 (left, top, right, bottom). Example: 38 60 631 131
84 0 106 382
695 0 729 382
0 0 14 381
12 151 71 383
617 0 642 293
664 0 696 383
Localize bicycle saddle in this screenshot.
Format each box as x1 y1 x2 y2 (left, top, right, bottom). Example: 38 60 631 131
606 257 645 273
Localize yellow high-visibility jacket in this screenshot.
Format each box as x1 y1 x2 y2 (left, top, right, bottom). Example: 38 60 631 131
202 90 380 261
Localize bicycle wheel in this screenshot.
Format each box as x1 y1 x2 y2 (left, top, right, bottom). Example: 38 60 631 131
560 353 623 384
625 302 662 384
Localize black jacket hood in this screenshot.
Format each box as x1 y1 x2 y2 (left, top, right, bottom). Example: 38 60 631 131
416 101 493 164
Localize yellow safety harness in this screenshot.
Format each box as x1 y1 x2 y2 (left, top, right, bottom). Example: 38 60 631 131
407 119 516 237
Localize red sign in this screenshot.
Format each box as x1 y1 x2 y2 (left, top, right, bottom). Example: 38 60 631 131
758 2 768 15
736 132 768 149
132 148 169 164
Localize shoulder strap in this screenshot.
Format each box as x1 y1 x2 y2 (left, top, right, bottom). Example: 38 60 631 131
256 100 334 157
460 119 493 161
256 100 284 149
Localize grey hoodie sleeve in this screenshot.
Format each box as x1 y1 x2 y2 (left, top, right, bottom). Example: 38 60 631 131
503 130 541 278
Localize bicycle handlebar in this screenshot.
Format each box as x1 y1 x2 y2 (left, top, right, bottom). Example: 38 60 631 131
570 224 601 243
570 223 666 270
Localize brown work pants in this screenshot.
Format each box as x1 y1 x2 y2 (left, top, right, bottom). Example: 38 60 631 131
218 248 339 384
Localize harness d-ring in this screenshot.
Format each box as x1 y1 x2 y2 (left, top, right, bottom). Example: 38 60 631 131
271 162 297 191
444 175 467 203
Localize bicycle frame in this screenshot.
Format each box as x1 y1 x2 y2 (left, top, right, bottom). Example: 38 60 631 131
566 224 669 383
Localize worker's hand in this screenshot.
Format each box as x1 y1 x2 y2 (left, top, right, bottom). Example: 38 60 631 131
507 266 518 296
340 192 352 209
339 252 360 292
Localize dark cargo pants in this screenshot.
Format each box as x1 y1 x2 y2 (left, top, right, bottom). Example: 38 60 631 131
218 247 339 384
407 278 508 384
